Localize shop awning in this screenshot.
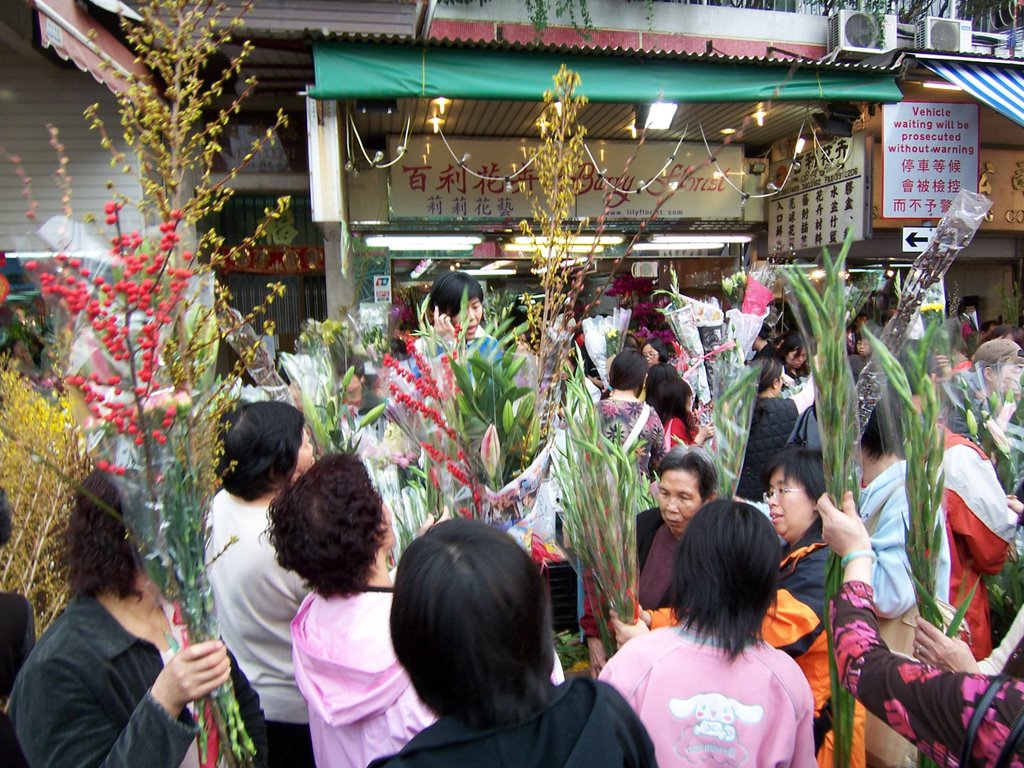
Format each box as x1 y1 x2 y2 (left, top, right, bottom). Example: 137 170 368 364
33 0 148 96
922 57 1024 128
310 41 903 103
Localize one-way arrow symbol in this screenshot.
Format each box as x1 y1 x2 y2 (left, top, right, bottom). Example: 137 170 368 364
901 227 934 253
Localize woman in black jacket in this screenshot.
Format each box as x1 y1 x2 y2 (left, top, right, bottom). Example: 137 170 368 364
10 471 267 768
737 357 806 501
370 519 656 768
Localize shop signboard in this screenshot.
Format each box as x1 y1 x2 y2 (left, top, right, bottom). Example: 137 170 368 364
767 134 869 254
388 136 745 221
881 102 978 219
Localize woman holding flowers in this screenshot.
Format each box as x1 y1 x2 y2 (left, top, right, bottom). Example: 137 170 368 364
819 490 1024 766
424 271 499 359
581 447 718 673
10 471 267 768
598 349 666 476
268 453 434 768
207 401 315 768
759 448 866 768
601 500 817 768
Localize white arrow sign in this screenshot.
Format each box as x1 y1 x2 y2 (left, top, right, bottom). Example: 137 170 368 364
901 227 934 253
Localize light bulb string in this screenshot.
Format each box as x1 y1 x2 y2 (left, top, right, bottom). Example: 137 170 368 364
697 117 805 200
435 125 537 184
345 111 412 169
580 128 688 196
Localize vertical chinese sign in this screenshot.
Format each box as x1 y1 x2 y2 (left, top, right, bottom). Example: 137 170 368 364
768 134 869 254
881 102 979 219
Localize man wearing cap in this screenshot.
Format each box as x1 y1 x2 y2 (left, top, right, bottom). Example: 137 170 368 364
943 337 1022 659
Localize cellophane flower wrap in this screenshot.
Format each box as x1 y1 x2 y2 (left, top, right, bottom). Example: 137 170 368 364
278 320 385 456
582 308 631 390
556 369 648 659
711 346 759 500
384 316 553 540
947 361 1024 494
864 322 974 728
723 271 772 362
29 208 255 766
784 230 862 768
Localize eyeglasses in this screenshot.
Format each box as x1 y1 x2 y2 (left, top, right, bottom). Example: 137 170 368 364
763 487 802 504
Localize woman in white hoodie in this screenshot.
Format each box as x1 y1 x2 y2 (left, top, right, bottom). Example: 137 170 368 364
268 453 434 768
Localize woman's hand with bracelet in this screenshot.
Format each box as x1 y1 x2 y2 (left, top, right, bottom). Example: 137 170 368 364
817 491 875 583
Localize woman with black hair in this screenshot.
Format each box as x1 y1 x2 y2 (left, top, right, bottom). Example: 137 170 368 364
642 362 678 419
737 357 809 501
601 500 816 767
776 331 810 385
369 518 656 768
268 453 434 768
656 378 713 449
11 471 267 768
598 348 666 476
581 448 718 675
760 448 866 768
207 401 315 768
641 338 671 366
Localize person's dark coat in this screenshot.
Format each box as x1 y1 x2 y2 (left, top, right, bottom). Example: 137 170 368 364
367 677 656 768
10 594 267 768
0 592 33 768
738 397 799 500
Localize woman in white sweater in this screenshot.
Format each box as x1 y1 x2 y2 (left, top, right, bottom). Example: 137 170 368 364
207 401 315 768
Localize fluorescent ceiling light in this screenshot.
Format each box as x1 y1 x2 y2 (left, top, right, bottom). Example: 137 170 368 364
464 269 516 276
720 127 737 136
651 234 752 244
644 102 678 131
506 243 604 254
632 242 725 251
922 81 962 91
365 235 481 251
511 235 623 246
481 259 512 270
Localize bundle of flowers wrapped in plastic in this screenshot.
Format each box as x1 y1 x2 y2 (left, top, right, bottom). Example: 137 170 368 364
722 271 774 361
29 207 255 765
784 231 862 768
384 318 554 539
710 349 759 500
581 308 631 390
556 369 648 658
278 320 385 456
948 359 1024 494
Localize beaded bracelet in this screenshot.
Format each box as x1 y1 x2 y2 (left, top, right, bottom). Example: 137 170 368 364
840 549 877 568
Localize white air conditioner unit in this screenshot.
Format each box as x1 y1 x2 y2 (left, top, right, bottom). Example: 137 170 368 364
827 11 898 57
916 17 973 52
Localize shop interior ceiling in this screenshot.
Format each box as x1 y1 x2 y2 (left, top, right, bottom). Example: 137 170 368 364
234 43 824 278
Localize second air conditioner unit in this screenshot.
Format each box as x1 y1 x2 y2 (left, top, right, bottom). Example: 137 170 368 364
828 10 898 57
916 17 973 52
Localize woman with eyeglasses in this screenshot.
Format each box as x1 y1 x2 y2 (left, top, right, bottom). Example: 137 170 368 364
759 448 867 768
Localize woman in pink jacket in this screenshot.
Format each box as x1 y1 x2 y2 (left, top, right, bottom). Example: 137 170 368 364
268 454 434 768
601 499 818 768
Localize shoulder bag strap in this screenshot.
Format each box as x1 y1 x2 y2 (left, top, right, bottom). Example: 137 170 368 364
994 703 1024 768
959 675 1009 767
624 404 650 450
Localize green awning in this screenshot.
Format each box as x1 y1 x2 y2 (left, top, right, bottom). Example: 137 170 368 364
311 42 903 103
